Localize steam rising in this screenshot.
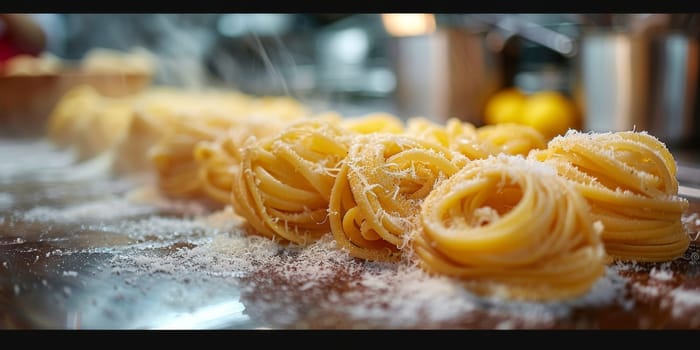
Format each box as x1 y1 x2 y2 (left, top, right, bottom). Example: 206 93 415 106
64 14 223 89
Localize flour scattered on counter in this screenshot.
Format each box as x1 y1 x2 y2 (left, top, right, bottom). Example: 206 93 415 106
93 216 220 241
632 283 663 299
682 212 700 241
612 260 646 273
335 263 631 328
0 140 75 173
104 228 632 328
670 287 700 328
670 288 700 317
338 265 485 326
0 192 13 210
21 197 159 223
109 230 281 278
614 261 680 304
18 181 219 224
573 266 632 308
0 140 114 183
649 265 674 281
125 185 212 217
682 212 700 227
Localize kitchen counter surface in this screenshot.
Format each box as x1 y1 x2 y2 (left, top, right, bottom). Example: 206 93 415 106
1 138 699 330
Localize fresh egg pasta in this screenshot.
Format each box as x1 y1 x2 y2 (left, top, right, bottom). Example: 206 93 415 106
405 117 490 160
231 119 353 244
530 130 690 262
340 112 405 134
414 155 607 301
329 133 467 262
475 123 547 157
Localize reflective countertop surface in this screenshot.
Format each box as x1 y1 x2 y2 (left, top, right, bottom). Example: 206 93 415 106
1 139 699 330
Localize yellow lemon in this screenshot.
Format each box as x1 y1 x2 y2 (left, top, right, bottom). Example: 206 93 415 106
520 91 578 140
483 88 527 125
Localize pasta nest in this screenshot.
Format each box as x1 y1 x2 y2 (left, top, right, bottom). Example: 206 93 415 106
149 115 237 199
414 154 607 301
329 133 467 262
194 119 298 204
529 130 690 262
231 119 353 245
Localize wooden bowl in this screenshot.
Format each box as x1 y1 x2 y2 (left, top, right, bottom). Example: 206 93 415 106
0 71 152 137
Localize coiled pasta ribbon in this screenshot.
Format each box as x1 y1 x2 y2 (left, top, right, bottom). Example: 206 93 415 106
340 112 405 134
146 91 309 202
231 119 353 244
414 154 607 301
329 133 467 262
194 112 346 205
530 130 690 262
405 118 545 160
405 117 491 160
194 128 251 205
194 119 298 204
149 115 236 199
475 123 547 157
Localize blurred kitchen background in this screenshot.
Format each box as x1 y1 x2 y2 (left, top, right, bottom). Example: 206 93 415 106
4 13 700 158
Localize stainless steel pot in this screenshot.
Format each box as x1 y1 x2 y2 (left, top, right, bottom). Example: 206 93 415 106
385 27 504 124
576 26 699 146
